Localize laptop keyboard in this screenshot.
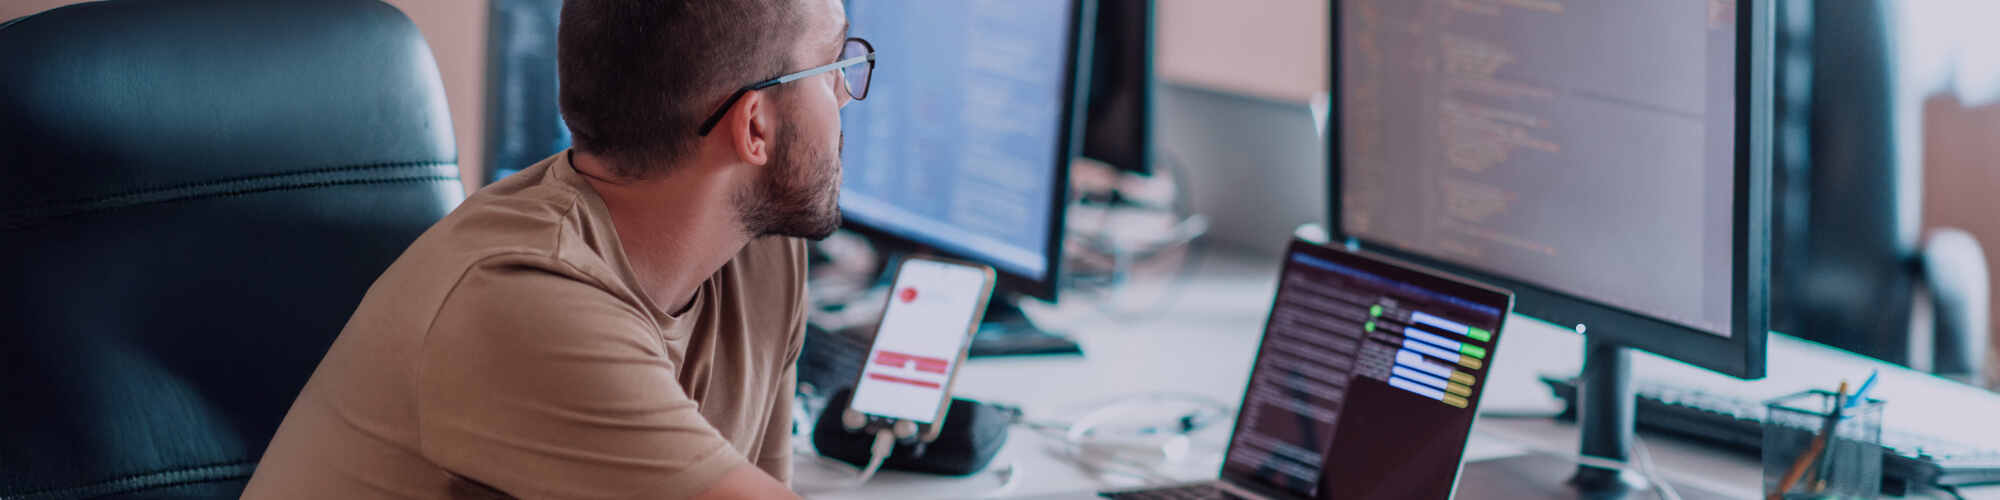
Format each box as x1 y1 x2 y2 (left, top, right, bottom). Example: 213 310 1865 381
1101 483 1254 500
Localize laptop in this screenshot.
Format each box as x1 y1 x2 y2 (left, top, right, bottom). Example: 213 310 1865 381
1031 239 1515 500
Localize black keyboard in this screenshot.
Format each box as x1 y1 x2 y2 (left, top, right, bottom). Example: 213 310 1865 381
967 318 1085 357
1543 376 2000 496
1102 483 1253 500
797 323 871 423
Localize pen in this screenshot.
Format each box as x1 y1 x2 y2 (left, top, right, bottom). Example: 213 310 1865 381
1846 370 1879 409
1768 381 1846 500
1804 370 1878 493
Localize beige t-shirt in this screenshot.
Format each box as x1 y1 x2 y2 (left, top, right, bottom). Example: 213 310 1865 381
245 151 807 499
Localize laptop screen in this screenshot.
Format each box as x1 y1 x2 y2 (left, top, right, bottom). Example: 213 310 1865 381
1221 240 1513 500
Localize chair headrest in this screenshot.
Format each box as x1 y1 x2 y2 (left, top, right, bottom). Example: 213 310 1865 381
0 0 458 228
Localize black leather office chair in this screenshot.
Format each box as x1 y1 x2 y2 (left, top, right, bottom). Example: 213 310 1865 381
0 0 462 497
1771 0 1991 384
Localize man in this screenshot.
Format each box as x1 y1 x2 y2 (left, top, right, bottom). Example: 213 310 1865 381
245 0 862 497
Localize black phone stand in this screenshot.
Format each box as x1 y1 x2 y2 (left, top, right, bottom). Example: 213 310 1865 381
811 388 1011 476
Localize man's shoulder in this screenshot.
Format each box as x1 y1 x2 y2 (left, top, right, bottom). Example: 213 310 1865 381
408 160 626 286
358 156 634 335
436 172 590 259
414 204 636 327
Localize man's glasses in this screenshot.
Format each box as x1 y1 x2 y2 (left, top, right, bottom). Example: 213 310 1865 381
696 37 875 136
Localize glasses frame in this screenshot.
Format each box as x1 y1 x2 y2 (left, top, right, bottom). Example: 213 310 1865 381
695 37 876 137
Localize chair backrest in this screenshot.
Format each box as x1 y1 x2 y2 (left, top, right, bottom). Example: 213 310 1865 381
0 0 462 496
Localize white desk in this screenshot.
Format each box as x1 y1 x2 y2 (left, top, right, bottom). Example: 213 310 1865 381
794 248 2000 499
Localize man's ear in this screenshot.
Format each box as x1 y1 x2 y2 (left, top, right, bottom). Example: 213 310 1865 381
726 89 774 167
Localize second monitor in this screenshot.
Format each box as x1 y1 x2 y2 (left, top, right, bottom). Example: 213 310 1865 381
1330 0 1773 497
838 0 1094 355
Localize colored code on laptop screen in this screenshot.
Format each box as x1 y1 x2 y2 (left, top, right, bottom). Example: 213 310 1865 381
1222 248 1507 499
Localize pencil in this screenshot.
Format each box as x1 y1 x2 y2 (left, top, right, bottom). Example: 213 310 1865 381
1767 382 1847 500
1805 384 1851 492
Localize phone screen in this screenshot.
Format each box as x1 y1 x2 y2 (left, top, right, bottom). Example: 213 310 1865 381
847 258 992 424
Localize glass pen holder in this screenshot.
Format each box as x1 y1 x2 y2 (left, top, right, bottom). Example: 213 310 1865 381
1763 390 1884 500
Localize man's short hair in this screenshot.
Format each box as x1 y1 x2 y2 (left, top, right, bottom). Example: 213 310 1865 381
558 0 806 180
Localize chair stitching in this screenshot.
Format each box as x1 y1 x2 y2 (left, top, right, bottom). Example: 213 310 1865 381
1 460 256 500
0 176 461 229
7 160 455 208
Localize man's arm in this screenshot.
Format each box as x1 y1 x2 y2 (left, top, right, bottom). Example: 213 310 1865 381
688 463 802 500
419 255 787 499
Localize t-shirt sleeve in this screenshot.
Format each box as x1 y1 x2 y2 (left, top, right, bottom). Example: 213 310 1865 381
417 255 745 500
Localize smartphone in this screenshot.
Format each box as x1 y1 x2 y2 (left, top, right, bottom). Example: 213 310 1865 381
842 256 997 443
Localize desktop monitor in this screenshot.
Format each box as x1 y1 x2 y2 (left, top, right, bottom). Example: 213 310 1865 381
1330 0 1772 495
838 0 1092 302
1330 0 1771 379
1080 0 1154 176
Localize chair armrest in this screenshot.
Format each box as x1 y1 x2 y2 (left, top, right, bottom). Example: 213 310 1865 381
1921 228 1990 386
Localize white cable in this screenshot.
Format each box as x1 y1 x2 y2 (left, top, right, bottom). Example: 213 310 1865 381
792 433 1025 498
1631 436 1683 500
1039 392 1237 426
792 390 1224 492
850 429 896 486
1063 401 1175 483
1035 394 1234 485
793 428 897 495
966 459 1023 499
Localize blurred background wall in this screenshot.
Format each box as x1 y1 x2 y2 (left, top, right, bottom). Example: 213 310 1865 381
2 0 1332 199
6 0 1999 354
1155 0 1325 104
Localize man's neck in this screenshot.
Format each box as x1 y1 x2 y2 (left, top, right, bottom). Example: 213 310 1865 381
570 151 753 316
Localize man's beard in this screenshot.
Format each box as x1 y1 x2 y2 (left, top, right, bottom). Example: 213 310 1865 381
733 121 842 240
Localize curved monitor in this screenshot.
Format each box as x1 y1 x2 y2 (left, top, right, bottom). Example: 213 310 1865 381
1329 0 1771 378
838 0 1091 300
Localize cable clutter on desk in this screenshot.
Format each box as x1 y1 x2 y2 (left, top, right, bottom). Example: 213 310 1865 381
1006 392 1237 486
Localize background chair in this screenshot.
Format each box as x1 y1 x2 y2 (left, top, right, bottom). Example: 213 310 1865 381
1770 0 1992 385
0 0 462 497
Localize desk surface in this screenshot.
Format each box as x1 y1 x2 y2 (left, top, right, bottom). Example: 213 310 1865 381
793 248 2000 499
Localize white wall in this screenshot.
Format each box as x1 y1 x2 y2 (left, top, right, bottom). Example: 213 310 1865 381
1157 0 1328 104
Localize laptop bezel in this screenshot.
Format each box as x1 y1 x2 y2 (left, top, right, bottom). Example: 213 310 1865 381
1216 238 1516 500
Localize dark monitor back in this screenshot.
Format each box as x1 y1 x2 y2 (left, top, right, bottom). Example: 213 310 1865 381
1081 0 1153 175
482 0 569 185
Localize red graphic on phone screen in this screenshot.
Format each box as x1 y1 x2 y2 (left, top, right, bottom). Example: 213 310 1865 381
898 287 918 304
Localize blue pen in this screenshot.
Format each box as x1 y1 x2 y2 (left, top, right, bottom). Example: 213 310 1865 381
1846 370 1880 409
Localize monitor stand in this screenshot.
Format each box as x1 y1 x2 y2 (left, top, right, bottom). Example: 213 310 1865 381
966 293 1084 358
1455 337 1734 500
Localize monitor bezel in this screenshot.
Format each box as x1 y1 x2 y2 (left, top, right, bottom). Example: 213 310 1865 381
837 0 1094 302
1326 0 1772 379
